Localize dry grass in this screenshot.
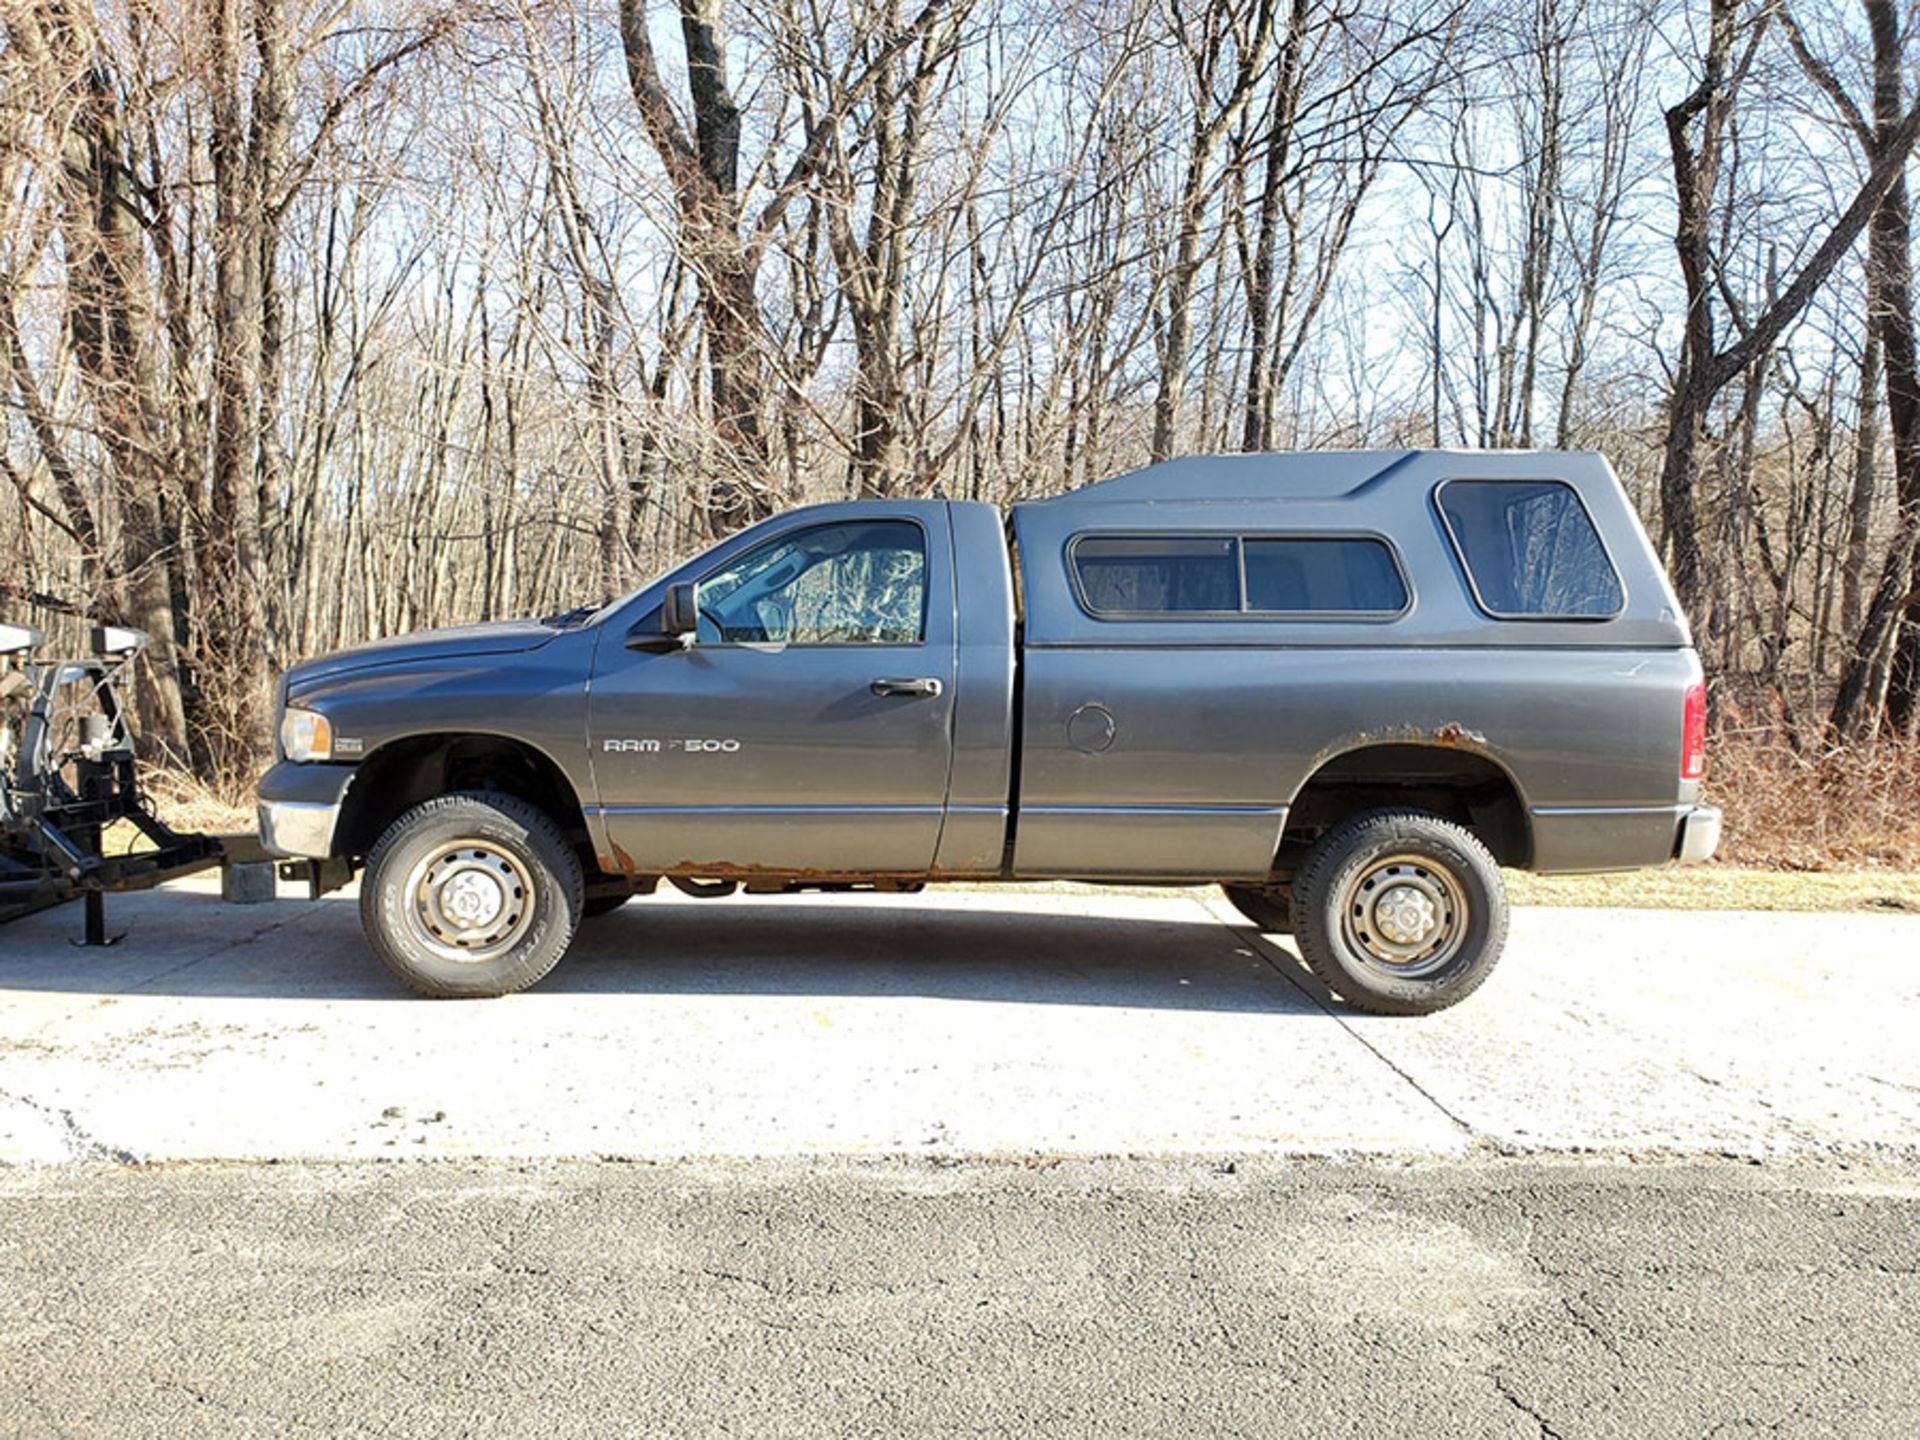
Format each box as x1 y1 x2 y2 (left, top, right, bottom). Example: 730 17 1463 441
1505 866 1920 913
137 766 256 834
1704 730 1920 870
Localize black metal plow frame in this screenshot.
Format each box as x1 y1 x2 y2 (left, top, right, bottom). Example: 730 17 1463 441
1 623 241 942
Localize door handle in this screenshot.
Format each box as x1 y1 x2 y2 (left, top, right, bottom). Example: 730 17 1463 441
871 676 943 698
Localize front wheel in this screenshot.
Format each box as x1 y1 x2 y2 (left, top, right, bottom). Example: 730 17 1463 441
1288 809 1508 1016
360 791 584 998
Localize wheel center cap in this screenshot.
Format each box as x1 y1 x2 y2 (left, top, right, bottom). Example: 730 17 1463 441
441 870 505 929
1373 884 1438 945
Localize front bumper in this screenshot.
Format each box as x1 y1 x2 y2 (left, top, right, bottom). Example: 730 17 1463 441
258 800 341 859
256 761 356 859
1674 803 1723 864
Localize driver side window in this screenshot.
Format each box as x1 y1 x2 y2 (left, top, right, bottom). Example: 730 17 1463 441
694 521 927 646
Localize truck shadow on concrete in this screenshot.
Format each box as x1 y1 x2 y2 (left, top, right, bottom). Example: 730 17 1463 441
0 892 1324 1015
556 900 1319 1013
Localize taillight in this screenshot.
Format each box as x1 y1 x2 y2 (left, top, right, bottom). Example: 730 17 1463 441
1681 681 1707 780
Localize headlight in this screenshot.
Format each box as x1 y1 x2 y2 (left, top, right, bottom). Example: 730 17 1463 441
280 706 333 762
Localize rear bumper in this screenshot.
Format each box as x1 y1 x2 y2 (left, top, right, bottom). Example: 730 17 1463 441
1528 801 1721 873
1673 803 1723 864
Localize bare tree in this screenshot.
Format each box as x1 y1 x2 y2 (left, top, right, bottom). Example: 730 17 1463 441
615 0 954 531
5 0 1920 785
3 0 191 758
1149 0 1275 462
1659 0 1920 623
1780 0 1920 738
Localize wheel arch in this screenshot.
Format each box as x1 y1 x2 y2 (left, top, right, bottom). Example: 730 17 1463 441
333 731 592 860
1280 741 1532 871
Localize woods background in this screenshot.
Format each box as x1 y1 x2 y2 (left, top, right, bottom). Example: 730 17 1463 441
6 0 1920 800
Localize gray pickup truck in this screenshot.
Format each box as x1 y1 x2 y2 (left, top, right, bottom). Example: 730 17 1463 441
259 449 1718 1014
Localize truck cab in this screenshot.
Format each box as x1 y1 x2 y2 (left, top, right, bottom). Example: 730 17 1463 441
259 450 1718 1014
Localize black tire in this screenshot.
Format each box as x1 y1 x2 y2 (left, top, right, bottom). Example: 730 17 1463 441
1288 809 1507 1016
1223 883 1292 934
359 791 584 998
581 893 630 920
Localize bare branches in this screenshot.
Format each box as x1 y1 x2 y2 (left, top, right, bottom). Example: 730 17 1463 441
271 7 465 222
6 0 1920 771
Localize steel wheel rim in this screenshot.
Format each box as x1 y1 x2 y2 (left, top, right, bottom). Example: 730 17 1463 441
403 840 535 963
1338 852 1469 980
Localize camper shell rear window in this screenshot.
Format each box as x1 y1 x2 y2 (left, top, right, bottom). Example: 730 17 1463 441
1069 534 1409 618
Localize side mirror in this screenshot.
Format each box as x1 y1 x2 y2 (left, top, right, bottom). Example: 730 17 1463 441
626 582 698 652
662 582 697 638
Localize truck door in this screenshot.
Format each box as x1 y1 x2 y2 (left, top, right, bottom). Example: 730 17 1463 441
587 504 958 876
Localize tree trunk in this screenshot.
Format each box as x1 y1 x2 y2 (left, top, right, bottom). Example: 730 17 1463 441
1239 0 1307 453
1151 146 1209 464
204 0 278 768
1831 0 1920 740
699 246 771 532
617 0 772 537
1844 316 1883 637
1667 0 1920 648
1657 0 1736 618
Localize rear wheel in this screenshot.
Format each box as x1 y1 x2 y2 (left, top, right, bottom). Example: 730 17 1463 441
360 791 583 998
1288 809 1507 1016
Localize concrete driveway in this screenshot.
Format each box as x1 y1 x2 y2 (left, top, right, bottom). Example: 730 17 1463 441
1 878 1916 1165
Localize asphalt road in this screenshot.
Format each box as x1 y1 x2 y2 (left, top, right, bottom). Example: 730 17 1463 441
2 1157 1916 1438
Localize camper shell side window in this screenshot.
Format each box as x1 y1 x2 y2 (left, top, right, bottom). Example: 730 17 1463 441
1066 533 1411 620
